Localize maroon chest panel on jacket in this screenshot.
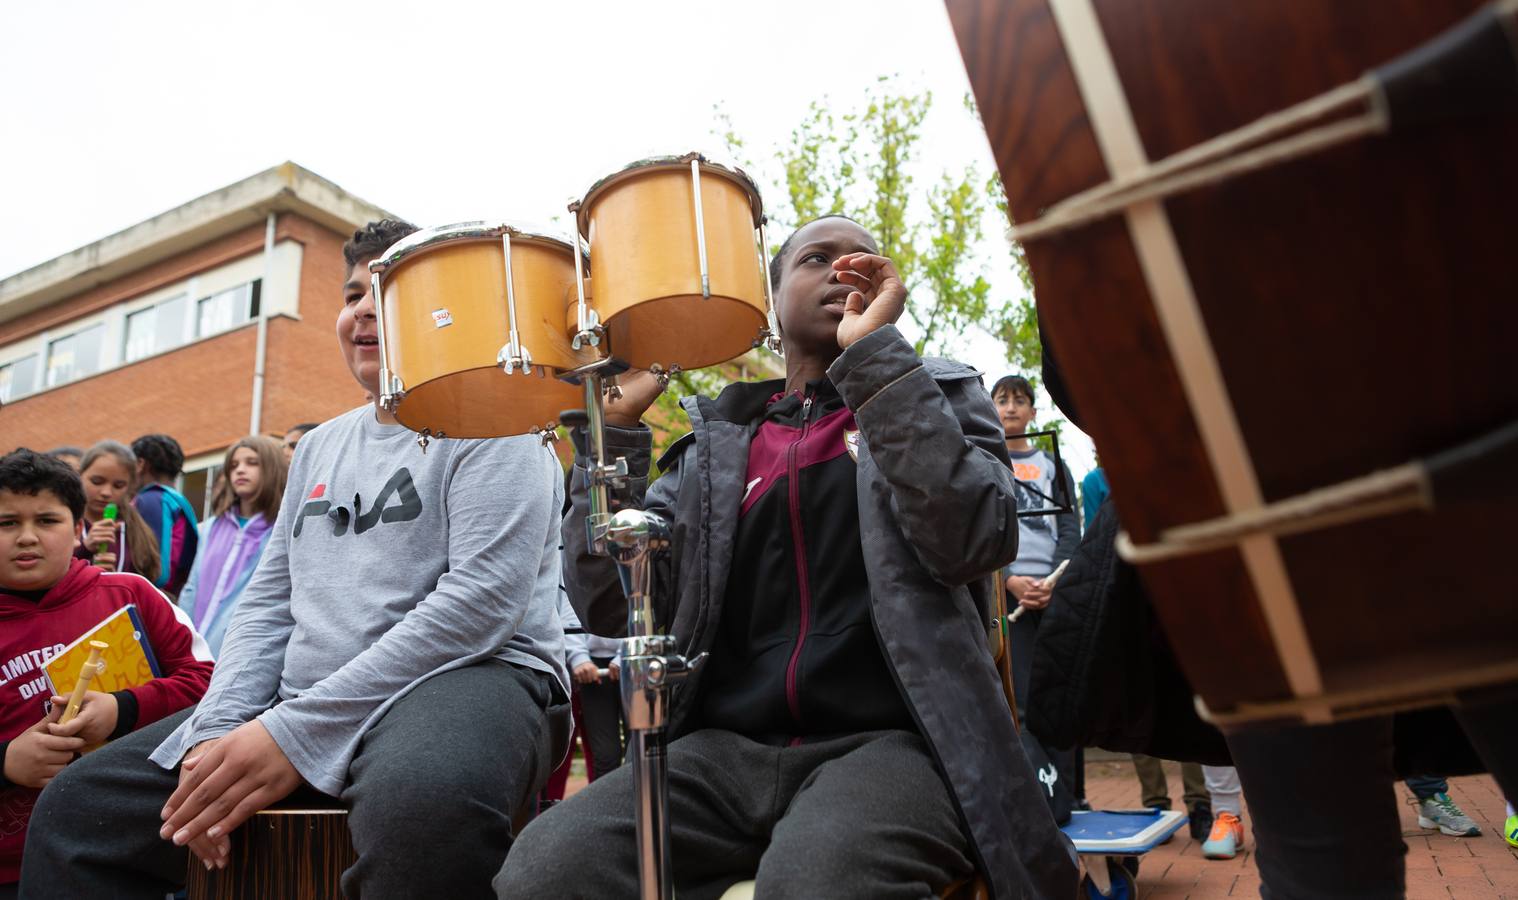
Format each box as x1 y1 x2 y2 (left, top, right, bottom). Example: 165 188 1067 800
741 406 857 517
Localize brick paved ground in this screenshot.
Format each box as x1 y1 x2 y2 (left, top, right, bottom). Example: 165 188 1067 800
1081 757 1518 899
563 757 1515 897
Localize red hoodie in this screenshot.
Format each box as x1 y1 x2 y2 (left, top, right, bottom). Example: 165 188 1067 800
0 558 214 882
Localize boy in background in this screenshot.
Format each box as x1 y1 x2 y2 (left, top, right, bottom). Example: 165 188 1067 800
0 449 212 898
992 374 1083 807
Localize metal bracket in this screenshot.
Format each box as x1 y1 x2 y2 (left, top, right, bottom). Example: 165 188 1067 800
573 309 603 351
533 425 561 448
646 364 681 390
760 316 783 354
378 368 407 412
498 341 533 374
593 457 631 488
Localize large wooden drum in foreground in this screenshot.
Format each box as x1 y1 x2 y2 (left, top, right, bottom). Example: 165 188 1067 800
947 0 1518 724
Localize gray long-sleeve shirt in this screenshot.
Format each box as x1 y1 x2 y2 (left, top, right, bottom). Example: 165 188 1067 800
151 406 569 795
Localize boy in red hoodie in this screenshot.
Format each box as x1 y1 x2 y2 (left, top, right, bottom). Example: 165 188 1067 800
0 449 213 896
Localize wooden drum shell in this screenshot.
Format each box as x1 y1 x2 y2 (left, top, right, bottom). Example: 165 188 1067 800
947 0 1518 724
186 808 354 900
380 235 592 438
579 161 768 371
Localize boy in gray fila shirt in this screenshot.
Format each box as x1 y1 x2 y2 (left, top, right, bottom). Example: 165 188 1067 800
20 220 570 900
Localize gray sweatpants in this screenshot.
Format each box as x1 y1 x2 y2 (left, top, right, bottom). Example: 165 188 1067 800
20 660 561 900
496 728 974 900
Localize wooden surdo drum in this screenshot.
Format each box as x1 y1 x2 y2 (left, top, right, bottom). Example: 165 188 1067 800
571 153 775 373
947 0 1518 725
370 221 595 441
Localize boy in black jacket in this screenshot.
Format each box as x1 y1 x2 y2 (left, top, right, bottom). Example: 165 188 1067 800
498 216 1076 900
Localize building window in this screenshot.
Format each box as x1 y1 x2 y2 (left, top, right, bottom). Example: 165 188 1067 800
0 354 39 402
124 294 190 363
196 280 260 338
181 463 221 521
45 324 106 388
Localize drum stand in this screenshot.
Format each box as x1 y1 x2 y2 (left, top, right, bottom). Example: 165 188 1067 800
570 360 706 900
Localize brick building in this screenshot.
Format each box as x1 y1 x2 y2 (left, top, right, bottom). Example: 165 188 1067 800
0 162 391 513
0 161 786 510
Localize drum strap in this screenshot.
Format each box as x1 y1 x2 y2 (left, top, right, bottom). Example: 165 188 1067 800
1045 0 1327 711
1017 0 1518 243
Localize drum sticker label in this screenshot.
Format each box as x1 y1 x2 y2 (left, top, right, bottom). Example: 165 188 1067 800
431 308 453 328
844 430 863 462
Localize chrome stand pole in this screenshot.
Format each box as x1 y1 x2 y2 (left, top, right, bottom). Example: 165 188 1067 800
570 362 704 900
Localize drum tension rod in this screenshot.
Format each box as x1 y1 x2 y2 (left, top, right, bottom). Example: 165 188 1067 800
499 231 533 374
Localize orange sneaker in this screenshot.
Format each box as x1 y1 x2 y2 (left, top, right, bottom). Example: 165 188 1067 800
1202 812 1244 859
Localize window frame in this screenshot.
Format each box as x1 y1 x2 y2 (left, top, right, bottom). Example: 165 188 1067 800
0 353 40 403
122 292 191 364
43 322 107 389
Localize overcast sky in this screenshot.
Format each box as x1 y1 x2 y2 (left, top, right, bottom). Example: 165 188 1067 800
0 0 1097 480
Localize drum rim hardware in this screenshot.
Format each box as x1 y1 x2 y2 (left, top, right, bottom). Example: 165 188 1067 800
570 151 766 238
372 219 582 269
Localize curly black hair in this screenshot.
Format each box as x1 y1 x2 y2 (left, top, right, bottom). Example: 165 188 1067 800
0 448 86 522
131 433 185 479
342 218 420 275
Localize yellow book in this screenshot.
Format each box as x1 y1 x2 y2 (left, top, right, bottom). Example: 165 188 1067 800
44 605 161 698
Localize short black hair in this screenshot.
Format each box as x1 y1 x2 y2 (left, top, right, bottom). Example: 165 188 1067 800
0 448 86 522
287 422 320 434
991 375 1035 406
769 213 867 292
343 219 420 274
131 433 184 479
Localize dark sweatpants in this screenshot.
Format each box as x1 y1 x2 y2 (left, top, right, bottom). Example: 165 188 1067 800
19 660 560 900
496 728 974 900
1225 693 1518 900
579 654 625 778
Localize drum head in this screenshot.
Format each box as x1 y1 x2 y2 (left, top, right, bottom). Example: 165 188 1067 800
393 365 581 439
575 154 763 238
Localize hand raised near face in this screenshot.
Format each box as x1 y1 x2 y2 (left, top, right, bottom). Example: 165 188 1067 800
832 253 907 350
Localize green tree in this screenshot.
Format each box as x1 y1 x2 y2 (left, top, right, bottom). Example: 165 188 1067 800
646 80 1062 468
758 79 1040 371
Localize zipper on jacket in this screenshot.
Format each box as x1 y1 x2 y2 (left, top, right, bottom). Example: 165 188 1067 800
783 395 814 730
